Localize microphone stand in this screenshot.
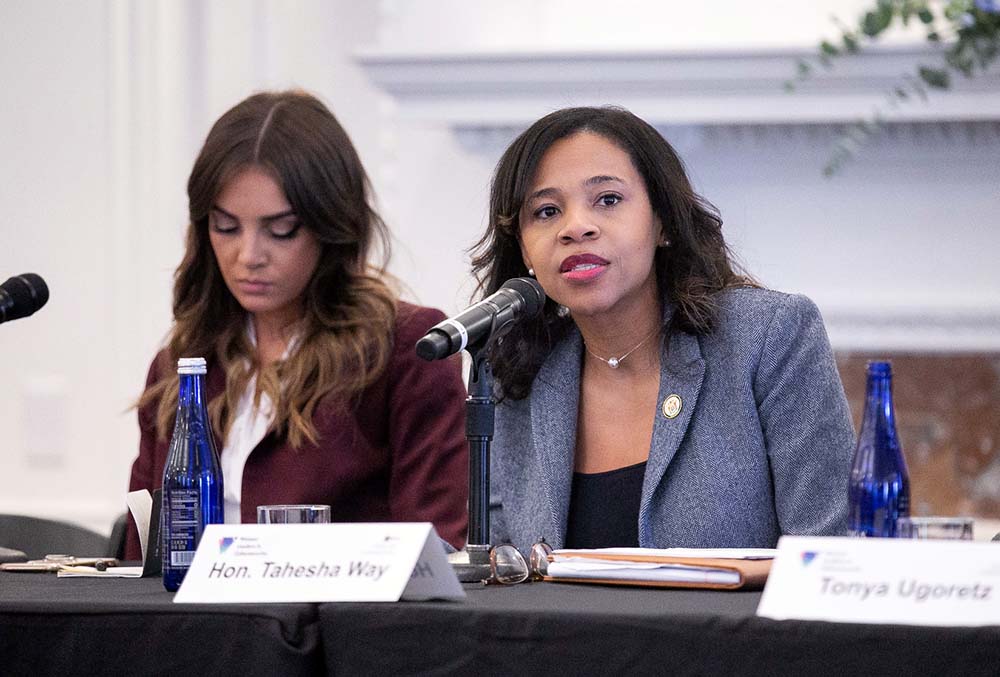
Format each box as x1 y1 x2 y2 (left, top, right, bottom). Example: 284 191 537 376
447 343 494 582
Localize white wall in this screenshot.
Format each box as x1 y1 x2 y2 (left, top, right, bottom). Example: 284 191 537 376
0 2 122 532
375 0 923 51
0 0 996 534
0 0 385 532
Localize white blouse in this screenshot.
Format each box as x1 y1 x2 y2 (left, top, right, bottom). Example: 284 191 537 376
220 370 273 524
219 322 296 524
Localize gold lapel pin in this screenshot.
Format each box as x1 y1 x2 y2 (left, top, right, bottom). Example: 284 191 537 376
662 394 682 419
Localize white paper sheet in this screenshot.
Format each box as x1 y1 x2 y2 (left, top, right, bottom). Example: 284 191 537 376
552 547 777 560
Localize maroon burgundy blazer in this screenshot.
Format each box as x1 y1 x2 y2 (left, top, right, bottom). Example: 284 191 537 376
125 302 469 559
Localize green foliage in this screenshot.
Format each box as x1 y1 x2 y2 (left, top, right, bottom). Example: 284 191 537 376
918 65 951 86
787 0 1000 175
861 5 895 35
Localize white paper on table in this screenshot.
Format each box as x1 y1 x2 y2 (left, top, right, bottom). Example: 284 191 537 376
546 560 741 585
126 489 153 563
551 547 777 561
56 489 154 579
57 565 144 578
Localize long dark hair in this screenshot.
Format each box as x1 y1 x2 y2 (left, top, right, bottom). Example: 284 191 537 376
470 106 753 400
139 89 397 447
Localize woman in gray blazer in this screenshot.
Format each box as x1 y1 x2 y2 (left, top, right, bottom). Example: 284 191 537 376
470 106 855 554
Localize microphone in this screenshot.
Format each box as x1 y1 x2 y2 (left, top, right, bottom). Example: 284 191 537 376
0 273 49 324
416 277 545 361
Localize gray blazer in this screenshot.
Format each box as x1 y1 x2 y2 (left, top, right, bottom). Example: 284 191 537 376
490 288 856 553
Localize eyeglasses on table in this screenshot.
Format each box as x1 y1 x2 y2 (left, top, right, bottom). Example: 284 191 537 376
482 539 553 585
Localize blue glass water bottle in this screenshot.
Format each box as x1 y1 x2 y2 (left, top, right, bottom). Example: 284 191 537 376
848 361 910 537
161 357 224 591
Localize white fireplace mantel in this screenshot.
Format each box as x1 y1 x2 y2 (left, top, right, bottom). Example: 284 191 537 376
357 45 1000 128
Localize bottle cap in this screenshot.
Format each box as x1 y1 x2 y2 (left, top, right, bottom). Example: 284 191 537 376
177 357 207 375
866 360 892 376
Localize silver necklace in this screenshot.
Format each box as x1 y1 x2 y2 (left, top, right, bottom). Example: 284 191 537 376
584 327 660 369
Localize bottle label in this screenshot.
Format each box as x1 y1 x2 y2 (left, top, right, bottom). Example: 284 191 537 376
170 550 197 566
166 488 201 568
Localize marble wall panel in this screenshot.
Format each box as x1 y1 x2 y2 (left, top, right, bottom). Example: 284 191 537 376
836 353 1000 520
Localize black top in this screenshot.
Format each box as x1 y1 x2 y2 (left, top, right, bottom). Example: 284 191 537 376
564 461 646 549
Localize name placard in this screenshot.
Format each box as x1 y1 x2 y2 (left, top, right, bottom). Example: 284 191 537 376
173 522 465 603
757 536 1000 627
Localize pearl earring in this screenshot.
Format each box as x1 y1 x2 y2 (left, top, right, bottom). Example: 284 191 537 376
528 268 535 277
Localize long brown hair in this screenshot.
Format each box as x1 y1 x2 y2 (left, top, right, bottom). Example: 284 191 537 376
470 106 754 400
139 90 397 447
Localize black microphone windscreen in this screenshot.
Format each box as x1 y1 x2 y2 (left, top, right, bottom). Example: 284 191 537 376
0 273 49 323
503 277 545 318
415 330 450 362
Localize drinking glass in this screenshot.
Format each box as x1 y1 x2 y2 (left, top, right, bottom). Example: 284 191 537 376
895 516 974 540
256 504 331 524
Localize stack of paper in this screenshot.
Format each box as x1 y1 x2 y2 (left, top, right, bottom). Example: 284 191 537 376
56 489 160 579
544 547 776 590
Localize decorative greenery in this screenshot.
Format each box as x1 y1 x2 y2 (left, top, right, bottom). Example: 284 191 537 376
787 0 1000 176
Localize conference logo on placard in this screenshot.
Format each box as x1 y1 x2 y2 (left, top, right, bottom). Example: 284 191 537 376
223 536 267 557
800 551 818 566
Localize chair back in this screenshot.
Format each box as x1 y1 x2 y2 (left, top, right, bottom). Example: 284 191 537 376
107 512 129 560
0 514 109 560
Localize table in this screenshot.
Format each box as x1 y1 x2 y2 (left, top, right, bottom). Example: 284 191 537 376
2 573 999 675
322 582 1000 675
0 574 321 675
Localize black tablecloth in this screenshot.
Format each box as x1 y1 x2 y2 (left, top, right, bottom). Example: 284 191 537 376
321 582 1000 676
0 573 321 675
2 573 1000 676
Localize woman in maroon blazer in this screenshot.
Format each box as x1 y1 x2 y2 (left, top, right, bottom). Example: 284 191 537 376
125 91 468 559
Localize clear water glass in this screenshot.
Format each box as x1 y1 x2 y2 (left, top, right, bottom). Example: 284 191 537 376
256 504 331 524
896 516 974 540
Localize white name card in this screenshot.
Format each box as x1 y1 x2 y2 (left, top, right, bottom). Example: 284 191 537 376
173 522 465 604
757 535 1000 627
